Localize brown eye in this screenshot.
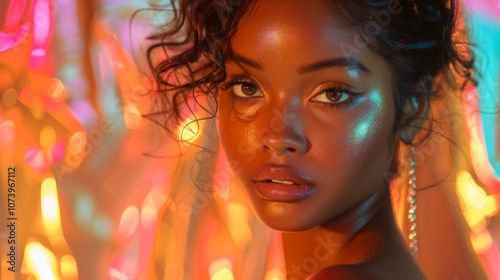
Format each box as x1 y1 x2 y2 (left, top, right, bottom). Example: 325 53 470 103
233 82 262 97
325 91 342 102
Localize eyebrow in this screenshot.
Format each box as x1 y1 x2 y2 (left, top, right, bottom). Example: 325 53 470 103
227 52 371 74
298 57 371 74
227 52 264 70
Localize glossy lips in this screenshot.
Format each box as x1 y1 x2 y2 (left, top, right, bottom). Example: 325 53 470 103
252 166 315 202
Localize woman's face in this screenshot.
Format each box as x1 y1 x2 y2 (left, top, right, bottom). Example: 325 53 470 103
217 0 398 231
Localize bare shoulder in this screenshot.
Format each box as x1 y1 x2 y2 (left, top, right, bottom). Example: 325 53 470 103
307 264 426 280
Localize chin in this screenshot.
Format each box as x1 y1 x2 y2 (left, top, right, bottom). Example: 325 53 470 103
250 202 320 232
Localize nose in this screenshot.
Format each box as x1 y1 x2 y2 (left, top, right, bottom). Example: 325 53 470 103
259 109 308 156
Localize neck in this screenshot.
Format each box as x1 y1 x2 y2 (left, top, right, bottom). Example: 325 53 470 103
281 186 400 278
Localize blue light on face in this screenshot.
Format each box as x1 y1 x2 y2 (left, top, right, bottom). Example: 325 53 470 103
352 92 383 145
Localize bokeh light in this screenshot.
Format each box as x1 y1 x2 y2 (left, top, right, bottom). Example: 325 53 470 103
60 254 78 280
25 241 58 280
0 120 16 142
209 258 234 280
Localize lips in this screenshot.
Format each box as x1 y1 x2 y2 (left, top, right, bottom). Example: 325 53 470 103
252 165 315 202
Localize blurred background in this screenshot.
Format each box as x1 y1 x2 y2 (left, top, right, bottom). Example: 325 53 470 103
0 0 499 279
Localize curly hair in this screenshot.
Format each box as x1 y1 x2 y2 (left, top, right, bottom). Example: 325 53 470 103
145 0 475 135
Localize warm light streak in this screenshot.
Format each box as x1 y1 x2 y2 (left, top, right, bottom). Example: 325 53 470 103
265 269 284 280
209 259 234 280
117 205 140 242
226 203 253 249
471 230 493 255
33 0 51 47
41 178 62 233
25 242 58 280
4 0 26 32
124 104 141 129
60 254 78 279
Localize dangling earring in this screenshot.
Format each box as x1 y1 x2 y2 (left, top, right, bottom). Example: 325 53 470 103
407 146 418 257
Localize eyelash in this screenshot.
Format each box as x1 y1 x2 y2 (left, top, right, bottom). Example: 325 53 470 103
311 83 361 109
221 78 361 108
220 78 262 103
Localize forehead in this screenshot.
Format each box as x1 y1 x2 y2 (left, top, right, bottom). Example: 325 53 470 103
230 0 356 60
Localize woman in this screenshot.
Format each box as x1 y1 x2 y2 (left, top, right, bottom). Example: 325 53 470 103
147 0 487 278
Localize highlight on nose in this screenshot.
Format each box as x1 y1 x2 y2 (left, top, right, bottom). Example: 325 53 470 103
260 127 307 156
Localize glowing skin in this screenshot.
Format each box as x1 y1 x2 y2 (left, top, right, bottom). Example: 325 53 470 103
217 0 424 277
218 0 395 231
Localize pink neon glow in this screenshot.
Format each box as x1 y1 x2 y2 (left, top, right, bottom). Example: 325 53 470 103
32 0 52 47
4 0 27 32
25 146 49 171
0 24 30 52
47 141 65 164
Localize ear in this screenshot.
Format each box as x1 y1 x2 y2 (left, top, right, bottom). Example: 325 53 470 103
397 95 430 144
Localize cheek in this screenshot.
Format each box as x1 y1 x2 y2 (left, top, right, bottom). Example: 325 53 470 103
311 93 395 178
217 95 260 167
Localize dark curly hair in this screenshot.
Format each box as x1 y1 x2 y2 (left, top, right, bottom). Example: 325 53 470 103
145 0 475 136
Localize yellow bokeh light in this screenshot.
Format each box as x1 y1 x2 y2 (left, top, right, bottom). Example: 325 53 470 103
209 259 233 280
226 203 253 249
124 104 141 129
40 126 56 150
211 268 234 280
265 268 284 280
25 242 58 280
61 254 78 279
482 196 498 217
178 117 202 144
470 230 493 255
41 178 62 234
456 170 499 231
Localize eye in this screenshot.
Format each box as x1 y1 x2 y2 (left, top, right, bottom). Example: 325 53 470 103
233 82 262 97
310 84 357 104
221 78 264 98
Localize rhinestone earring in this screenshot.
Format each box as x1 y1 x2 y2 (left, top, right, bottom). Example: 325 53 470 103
407 146 418 257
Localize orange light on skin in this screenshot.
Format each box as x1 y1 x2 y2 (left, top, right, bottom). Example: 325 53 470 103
25 242 58 280
209 259 234 280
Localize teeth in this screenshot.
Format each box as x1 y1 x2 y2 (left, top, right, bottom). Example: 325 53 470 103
271 179 294 185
